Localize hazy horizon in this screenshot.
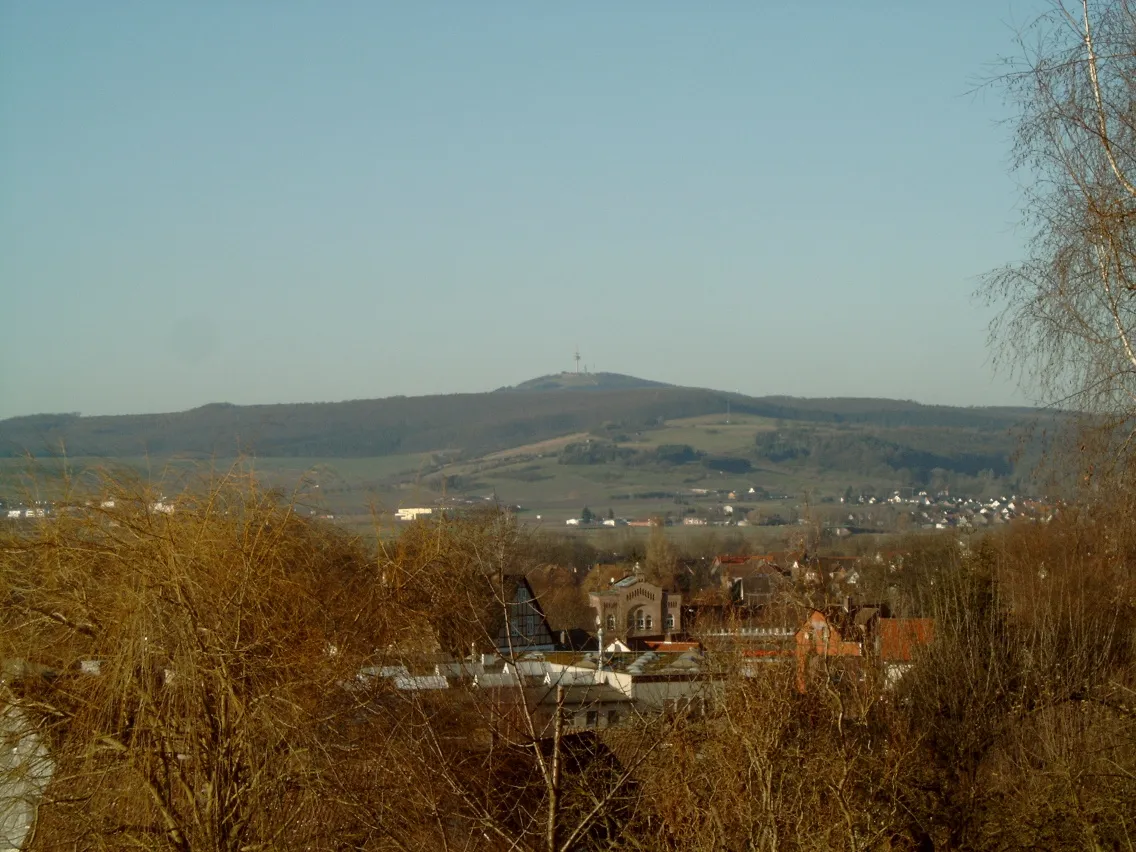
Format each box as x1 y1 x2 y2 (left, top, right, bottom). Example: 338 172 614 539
1 2 1044 418
0 367 1043 422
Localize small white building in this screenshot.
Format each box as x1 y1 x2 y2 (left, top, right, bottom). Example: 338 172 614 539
395 507 433 521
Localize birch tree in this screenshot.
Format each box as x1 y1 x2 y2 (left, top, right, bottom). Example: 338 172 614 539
986 0 1136 469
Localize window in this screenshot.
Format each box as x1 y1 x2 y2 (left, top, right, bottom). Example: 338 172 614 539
636 613 645 630
608 710 619 726
665 614 675 630
586 710 598 728
645 614 653 630
606 615 616 630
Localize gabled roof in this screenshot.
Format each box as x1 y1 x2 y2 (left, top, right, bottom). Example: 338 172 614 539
730 561 790 581
595 575 669 597
495 576 556 654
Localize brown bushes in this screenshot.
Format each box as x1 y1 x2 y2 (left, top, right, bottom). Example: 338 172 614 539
2 470 1134 850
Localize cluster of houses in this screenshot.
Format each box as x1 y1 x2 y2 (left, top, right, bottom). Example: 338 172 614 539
350 570 705 737
868 491 1054 529
0 548 937 846
561 487 785 528
356 552 936 738
2 498 182 521
560 490 1055 532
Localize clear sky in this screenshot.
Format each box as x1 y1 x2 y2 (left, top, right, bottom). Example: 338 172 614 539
1 2 1046 419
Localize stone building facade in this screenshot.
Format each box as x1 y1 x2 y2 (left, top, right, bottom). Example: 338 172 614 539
589 573 682 645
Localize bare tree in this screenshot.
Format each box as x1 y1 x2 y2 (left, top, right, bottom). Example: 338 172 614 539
368 509 659 852
0 468 395 850
896 522 1136 849
985 0 1136 472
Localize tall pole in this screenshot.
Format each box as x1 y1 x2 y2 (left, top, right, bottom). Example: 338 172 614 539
595 617 604 675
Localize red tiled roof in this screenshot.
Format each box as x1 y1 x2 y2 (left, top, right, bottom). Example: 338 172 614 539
878 618 934 662
644 641 700 652
714 555 751 565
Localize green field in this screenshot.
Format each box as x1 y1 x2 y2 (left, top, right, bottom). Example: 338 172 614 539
616 413 780 453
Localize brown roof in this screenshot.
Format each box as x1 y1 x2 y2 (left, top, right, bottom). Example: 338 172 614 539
735 560 789 579
713 555 751 566
643 640 700 652
878 618 934 662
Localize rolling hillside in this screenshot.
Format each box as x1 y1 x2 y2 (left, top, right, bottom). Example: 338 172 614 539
0 378 1039 462
0 376 1059 524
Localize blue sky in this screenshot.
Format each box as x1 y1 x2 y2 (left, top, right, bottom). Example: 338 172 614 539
1 2 1045 418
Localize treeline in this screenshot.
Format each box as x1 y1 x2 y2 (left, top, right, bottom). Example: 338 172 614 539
754 427 1021 485
1 475 1132 850
752 396 1039 429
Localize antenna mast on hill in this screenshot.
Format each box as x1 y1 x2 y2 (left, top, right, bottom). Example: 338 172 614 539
574 346 581 374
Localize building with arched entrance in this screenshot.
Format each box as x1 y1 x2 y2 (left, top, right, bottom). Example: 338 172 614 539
589 572 682 648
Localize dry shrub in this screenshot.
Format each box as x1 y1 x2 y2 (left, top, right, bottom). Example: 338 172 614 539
3 467 1134 851
1 467 392 850
623 659 915 852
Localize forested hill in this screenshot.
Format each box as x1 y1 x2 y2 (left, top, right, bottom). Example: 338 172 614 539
0 380 1041 460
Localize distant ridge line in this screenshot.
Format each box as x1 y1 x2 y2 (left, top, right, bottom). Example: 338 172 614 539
0 373 1046 461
